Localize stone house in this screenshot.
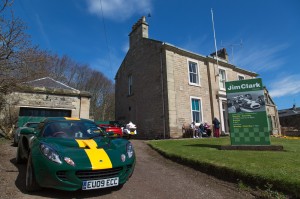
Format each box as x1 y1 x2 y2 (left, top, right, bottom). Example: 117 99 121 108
263 88 281 135
278 104 300 135
115 16 279 139
5 77 91 122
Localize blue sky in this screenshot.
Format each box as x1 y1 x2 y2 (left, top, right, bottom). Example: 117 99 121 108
12 0 300 110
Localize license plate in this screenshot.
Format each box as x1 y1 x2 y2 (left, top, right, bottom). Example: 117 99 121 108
82 177 119 190
130 131 135 135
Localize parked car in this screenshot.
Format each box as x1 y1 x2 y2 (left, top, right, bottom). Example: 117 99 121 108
98 124 123 137
241 99 261 109
16 117 135 192
13 122 39 146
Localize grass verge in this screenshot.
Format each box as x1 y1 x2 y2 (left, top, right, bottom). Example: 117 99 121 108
148 137 300 198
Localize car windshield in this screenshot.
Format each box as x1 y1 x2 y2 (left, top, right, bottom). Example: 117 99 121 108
42 120 103 139
26 123 39 128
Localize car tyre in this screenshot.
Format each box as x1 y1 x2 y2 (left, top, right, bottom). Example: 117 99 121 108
26 153 40 192
13 138 18 147
16 145 26 164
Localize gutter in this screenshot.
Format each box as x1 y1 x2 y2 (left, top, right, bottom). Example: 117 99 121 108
160 48 166 139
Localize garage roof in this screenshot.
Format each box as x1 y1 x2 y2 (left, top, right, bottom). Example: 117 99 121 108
24 77 79 91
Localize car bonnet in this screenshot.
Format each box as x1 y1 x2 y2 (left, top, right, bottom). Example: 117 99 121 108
44 138 119 170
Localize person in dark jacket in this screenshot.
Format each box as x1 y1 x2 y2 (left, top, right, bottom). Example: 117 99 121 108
212 117 220 138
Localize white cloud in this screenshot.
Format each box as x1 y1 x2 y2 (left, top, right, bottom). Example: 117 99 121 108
86 0 152 21
180 35 208 54
35 14 51 49
233 42 289 73
269 75 300 98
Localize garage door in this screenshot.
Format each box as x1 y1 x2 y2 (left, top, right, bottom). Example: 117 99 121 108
19 107 71 117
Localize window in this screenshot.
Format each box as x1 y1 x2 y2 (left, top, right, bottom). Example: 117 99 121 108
19 107 71 117
188 60 199 85
238 75 245 80
191 98 202 123
219 69 226 90
128 75 133 95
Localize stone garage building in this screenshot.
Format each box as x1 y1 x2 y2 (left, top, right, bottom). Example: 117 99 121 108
7 77 91 120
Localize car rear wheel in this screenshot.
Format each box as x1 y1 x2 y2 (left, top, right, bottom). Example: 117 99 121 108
26 153 40 192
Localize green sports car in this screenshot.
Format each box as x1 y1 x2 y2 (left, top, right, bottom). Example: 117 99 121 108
16 117 135 192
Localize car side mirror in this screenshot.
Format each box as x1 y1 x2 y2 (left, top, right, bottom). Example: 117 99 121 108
20 128 36 135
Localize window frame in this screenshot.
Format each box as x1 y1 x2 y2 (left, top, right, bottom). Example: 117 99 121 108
237 74 245 80
218 67 227 90
190 96 203 123
187 59 200 86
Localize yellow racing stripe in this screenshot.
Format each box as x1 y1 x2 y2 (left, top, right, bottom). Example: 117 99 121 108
64 117 80 120
75 139 113 170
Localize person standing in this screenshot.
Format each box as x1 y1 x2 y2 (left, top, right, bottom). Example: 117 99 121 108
212 117 220 138
190 121 196 138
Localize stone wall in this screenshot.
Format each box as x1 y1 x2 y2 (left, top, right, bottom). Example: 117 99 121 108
6 91 90 119
116 39 165 139
164 50 212 138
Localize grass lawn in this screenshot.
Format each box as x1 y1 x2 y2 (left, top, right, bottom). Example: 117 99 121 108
148 137 300 197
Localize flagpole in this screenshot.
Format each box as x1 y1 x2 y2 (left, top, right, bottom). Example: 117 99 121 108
211 8 219 72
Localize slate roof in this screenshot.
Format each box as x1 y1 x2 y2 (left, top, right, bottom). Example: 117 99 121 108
24 77 79 92
278 105 300 117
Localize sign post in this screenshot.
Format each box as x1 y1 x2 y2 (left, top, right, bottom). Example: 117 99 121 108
225 78 270 146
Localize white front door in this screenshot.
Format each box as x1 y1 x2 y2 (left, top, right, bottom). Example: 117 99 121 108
219 98 228 133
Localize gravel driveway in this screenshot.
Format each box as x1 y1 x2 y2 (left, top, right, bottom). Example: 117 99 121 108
0 139 256 199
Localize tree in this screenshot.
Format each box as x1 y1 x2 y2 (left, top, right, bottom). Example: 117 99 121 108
34 52 116 121
0 0 31 96
64 64 115 121
0 0 35 138
19 51 116 121
82 70 115 120
0 1 116 138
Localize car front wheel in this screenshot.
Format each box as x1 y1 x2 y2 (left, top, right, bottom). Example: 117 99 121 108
16 146 26 164
26 153 40 192
13 137 18 147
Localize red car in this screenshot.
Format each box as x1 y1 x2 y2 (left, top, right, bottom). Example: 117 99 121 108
98 124 123 137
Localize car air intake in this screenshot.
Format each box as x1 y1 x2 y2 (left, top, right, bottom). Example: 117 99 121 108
76 167 123 180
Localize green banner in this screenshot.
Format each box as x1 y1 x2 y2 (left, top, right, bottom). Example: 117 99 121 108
225 78 270 145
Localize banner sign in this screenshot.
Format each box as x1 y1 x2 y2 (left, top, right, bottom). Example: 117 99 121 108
225 78 270 145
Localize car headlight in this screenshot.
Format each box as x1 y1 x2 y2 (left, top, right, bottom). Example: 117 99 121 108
40 144 62 164
126 142 134 158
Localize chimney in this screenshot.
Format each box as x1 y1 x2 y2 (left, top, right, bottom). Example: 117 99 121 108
210 48 229 61
129 16 149 48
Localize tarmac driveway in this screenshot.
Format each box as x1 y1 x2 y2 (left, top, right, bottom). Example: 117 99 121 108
0 139 255 199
